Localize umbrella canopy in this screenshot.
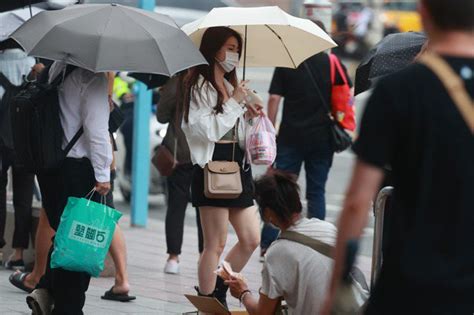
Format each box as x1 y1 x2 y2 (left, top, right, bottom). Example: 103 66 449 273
128 72 169 89
9 3 207 75
355 32 427 95
0 6 43 41
181 6 337 70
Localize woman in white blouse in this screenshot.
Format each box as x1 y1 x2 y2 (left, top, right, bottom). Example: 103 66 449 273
180 27 261 307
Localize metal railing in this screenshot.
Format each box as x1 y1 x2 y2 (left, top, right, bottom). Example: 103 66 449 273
370 186 393 290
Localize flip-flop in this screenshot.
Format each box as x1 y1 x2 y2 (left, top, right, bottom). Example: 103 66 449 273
101 286 136 302
9 271 34 293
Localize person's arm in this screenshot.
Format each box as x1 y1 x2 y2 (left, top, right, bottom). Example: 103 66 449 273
227 277 280 315
321 160 383 314
185 85 246 142
80 71 113 193
267 94 281 127
268 68 286 127
156 76 178 124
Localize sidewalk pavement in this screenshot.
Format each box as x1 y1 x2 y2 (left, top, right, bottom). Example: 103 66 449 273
0 214 372 315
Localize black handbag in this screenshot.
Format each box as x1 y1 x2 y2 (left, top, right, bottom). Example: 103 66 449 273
303 59 353 153
109 101 124 133
330 120 353 153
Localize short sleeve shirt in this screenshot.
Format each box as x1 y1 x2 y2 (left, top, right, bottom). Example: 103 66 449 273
269 53 352 147
353 56 474 311
260 218 337 314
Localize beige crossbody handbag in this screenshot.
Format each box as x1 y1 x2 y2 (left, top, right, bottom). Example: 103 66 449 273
204 121 243 199
419 52 474 134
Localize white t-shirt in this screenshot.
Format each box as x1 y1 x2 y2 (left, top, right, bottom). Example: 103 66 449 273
260 218 337 315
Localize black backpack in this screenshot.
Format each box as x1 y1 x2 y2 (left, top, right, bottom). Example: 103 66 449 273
0 72 23 160
10 65 83 174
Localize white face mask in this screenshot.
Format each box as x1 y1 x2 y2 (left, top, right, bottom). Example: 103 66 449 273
217 51 239 73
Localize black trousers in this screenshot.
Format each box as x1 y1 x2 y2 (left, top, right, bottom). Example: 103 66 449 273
166 163 203 255
0 156 34 249
37 158 110 315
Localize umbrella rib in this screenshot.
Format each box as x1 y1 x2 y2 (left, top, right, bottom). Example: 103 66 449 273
264 24 296 68
93 6 115 71
119 7 170 75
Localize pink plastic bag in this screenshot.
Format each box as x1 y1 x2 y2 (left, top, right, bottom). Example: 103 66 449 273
246 115 277 165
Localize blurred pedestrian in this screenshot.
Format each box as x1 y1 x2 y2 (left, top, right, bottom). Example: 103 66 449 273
322 0 474 314
8 71 135 303
114 73 135 177
261 21 352 259
0 48 37 269
226 171 337 314
156 74 204 274
180 27 261 308
27 62 113 314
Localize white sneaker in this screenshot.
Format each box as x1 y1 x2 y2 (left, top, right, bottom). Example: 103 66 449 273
164 259 180 274
26 289 53 315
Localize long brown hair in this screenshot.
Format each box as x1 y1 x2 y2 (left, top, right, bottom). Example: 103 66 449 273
180 27 243 123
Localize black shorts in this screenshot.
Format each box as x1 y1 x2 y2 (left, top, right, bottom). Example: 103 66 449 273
191 143 254 208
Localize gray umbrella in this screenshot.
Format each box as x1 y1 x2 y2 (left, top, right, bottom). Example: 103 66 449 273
9 3 207 75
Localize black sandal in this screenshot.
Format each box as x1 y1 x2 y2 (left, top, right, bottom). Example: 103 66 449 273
9 271 34 293
101 286 136 302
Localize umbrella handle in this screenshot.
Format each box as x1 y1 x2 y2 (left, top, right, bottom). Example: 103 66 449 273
243 25 247 81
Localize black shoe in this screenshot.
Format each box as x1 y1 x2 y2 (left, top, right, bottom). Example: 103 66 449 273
5 258 25 271
214 276 229 309
194 286 213 297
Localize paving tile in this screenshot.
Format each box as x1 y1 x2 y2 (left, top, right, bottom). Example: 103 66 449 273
0 214 372 314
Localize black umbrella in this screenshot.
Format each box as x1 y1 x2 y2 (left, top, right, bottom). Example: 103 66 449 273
355 32 427 95
0 0 44 13
128 73 170 89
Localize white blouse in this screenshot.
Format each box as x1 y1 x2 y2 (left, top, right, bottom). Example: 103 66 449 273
181 76 250 168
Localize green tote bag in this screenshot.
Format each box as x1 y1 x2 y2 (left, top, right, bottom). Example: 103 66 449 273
51 190 122 277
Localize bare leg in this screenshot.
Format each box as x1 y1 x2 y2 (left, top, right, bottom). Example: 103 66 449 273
225 206 260 272
109 224 129 294
23 208 54 289
198 207 229 295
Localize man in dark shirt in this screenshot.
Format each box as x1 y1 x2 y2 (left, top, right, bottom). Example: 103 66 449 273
260 46 352 254
323 0 474 314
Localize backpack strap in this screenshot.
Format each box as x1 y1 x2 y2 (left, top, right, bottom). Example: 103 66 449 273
0 72 14 90
419 52 474 134
50 64 78 87
63 127 84 157
49 64 82 156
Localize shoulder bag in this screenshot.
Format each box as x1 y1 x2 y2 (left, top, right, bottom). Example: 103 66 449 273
203 121 243 199
152 137 177 177
329 54 357 132
152 103 180 177
304 57 353 153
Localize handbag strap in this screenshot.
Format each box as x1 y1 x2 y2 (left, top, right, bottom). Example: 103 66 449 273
279 230 333 259
231 118 239 162
303 57 334 120
329 54 349 86
419 52 474 134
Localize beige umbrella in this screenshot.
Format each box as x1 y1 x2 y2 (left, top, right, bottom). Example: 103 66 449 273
181 6 337 78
